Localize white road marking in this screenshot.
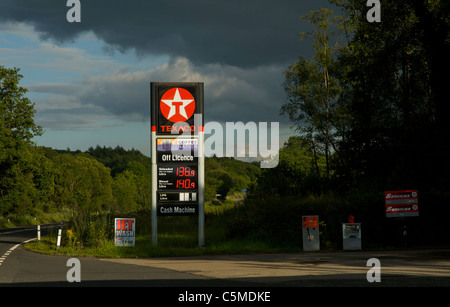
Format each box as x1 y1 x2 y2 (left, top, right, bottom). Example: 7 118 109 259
0 238 36 266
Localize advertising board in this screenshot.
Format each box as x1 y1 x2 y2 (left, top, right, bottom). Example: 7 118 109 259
151 83 204 135
114 218 135 247
385 190 419 217
150 82 205 246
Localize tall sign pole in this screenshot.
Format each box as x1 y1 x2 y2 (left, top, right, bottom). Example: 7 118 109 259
150 82 204 247
198 121 205 247
151 112 157 245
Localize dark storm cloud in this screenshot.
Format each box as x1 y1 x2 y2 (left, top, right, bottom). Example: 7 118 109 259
29 57 287 124
4 0 335 135
1 0 331 67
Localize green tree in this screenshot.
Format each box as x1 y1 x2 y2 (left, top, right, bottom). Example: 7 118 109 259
250 136 326 198
112 170 140 213
331 0 450 190
1 66 43 214
125 161 151 209
53 153 113 213
0 144 36 215
206 169 233 200
282 8 344 179
204 157 260 201
0 66 43 142
86 145 150 177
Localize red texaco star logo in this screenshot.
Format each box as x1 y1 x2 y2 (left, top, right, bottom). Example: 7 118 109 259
160 88 196 122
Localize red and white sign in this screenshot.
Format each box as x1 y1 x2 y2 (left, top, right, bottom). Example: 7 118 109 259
385 190 419 217
160 87 196 122
114 218 135 246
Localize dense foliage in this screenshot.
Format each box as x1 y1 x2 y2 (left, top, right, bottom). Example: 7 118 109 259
0 67 259 247
239 0 450 247
0 66 258 222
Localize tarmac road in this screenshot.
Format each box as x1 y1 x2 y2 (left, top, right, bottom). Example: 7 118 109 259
104 248 450 287
0 226 244 287
1 226 450 287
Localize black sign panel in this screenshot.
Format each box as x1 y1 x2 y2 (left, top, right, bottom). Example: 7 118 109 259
158 191 197 202
151 82 204 136
158 204 199 216
156 163 198 216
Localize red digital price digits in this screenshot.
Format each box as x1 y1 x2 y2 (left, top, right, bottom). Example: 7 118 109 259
176 166 196 177
176 179 196 189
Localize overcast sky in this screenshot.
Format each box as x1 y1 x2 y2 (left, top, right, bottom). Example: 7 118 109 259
1 0 332 156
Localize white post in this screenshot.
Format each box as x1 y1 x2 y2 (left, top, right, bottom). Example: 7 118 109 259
151 130 158 245
56 228 62 250
198 129 205 248
37 225 41 241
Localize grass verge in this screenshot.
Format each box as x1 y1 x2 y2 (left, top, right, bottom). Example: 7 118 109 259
23 204 300 258
24 234 299 258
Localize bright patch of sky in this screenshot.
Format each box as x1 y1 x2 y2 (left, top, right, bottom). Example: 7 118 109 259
1 22 169 155
2 13 310 158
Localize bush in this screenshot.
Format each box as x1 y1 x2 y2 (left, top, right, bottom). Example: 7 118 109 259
222 194 352 249
63 213 113 248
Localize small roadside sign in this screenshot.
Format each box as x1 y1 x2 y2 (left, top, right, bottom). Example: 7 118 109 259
114 218 135 247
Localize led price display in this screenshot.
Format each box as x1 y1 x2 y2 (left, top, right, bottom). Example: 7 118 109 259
158 165 198 191
176 178 195 189
176 166 195 177
176 166 197 189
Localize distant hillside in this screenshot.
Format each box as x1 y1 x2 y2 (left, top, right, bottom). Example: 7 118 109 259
85 145 150 177
81 146 260 202
205 156 260 201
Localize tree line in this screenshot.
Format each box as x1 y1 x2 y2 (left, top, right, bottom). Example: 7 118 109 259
244 0 450 247
264 0 450 197
0 66 258 223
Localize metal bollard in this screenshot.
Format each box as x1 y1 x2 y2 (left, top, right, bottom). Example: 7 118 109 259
56 228 62 250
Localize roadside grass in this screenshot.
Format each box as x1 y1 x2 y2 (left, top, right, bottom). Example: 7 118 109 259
17 193 450 257
23 201 300 258
24 230 297 258
24 195 360 258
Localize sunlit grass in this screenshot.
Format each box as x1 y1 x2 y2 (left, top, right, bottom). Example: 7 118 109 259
24 212 299 258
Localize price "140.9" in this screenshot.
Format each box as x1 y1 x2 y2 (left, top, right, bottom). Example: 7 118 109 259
176 179 196 189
